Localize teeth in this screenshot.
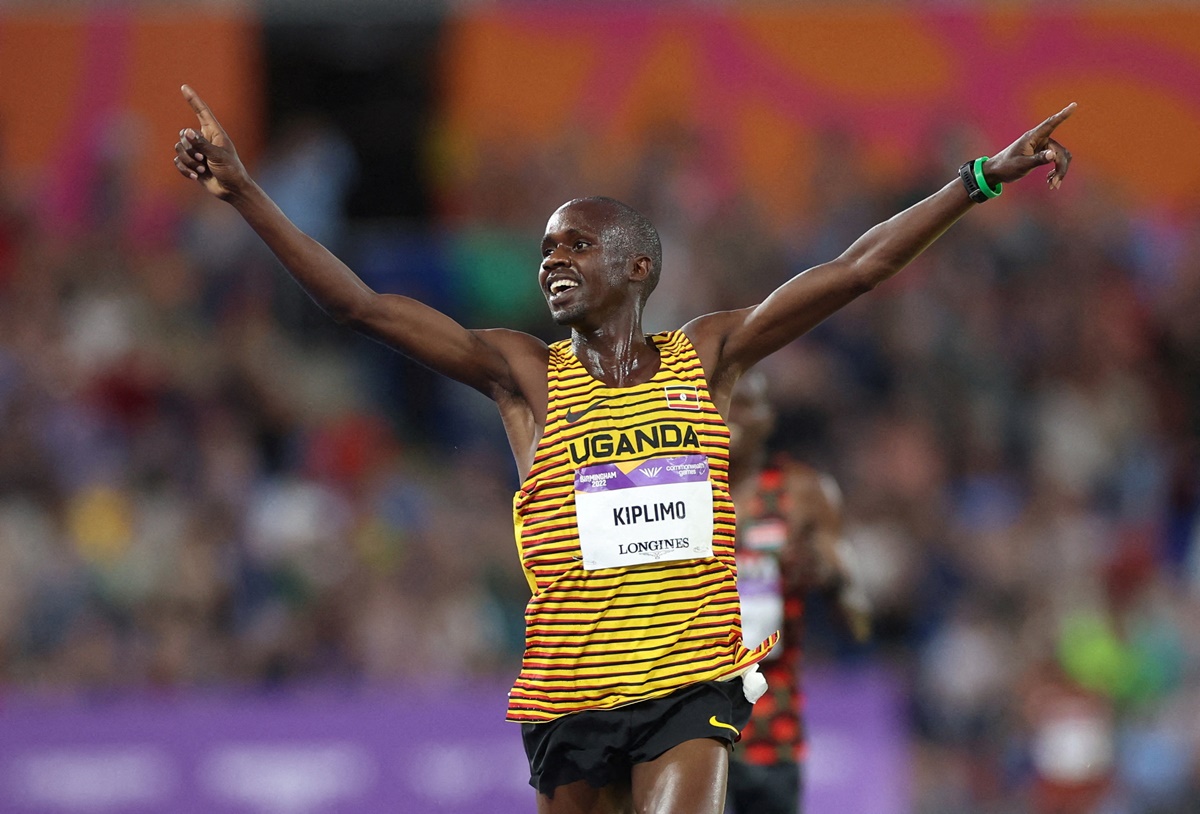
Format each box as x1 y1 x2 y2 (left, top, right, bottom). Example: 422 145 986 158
550 279 579 295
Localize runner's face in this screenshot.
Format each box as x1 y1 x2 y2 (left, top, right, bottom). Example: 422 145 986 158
539 201 626 325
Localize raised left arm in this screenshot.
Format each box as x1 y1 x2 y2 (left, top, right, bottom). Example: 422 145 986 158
688 104 1076 402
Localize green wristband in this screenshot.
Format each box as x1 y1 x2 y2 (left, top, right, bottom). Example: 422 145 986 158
972 157 1002 199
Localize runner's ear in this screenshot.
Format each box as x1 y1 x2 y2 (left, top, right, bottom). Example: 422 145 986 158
629 254 651 283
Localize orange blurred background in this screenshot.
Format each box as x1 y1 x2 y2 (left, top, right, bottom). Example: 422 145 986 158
2 6 1196 222
437 7 1200 218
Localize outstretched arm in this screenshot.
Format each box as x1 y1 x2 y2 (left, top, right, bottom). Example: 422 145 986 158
688 104 1076 402
171 85 545 405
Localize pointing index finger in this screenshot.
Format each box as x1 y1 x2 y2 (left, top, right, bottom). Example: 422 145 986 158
181 84 222 131
1036 102 1077 137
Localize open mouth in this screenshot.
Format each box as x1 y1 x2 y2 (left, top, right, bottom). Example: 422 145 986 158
548 278 579 299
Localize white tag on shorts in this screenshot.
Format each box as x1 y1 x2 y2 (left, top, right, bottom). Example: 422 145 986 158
575 455 714 571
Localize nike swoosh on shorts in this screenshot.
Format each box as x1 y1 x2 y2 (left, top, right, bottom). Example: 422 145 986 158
708 716 740 735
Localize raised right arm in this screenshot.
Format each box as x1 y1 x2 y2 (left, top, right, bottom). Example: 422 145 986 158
171 85 545 404
686 103 1076 415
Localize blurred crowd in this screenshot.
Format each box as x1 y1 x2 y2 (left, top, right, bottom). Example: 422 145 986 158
1 103 1199 814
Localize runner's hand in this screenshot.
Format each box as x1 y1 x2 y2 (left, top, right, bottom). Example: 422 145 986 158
981 103 1076 190
172 84 251 201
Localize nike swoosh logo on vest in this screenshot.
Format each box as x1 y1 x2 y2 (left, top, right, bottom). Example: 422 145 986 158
564 396 614 423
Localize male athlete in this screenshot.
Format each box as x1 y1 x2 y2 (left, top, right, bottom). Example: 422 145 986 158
725 373 869 814
173 84 1074 813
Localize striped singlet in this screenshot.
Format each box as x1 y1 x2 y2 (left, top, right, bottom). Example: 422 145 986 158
507 330 778 724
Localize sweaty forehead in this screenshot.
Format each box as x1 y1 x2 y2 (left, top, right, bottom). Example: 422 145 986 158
544 199 619 239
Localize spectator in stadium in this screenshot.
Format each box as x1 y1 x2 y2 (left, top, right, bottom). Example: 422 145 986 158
725 371 869 814
172 84 1073 814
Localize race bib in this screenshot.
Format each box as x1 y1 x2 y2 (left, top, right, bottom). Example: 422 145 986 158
575 455 714 570
737 550 784 658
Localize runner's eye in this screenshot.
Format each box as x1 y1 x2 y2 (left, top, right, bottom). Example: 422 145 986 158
574 241 590 251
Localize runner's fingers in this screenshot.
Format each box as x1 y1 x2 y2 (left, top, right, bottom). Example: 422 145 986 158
177 130 213 170
174 141 209 175
182 84 225 134
173 154 199 180
1050 138 1071 177
179 128 211 162
1042 138 1071 189
1035 102 1077 139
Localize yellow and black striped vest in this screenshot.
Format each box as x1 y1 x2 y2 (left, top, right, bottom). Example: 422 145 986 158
507 330 777 723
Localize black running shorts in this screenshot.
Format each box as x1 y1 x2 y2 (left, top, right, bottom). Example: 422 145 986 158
521 679 754 796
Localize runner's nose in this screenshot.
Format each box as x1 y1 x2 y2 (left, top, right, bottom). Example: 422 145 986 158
542 244 569 270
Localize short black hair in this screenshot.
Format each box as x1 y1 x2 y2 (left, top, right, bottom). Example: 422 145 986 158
574 196 662 303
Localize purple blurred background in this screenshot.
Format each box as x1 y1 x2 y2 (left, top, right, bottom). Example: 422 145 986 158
2 670 905 813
